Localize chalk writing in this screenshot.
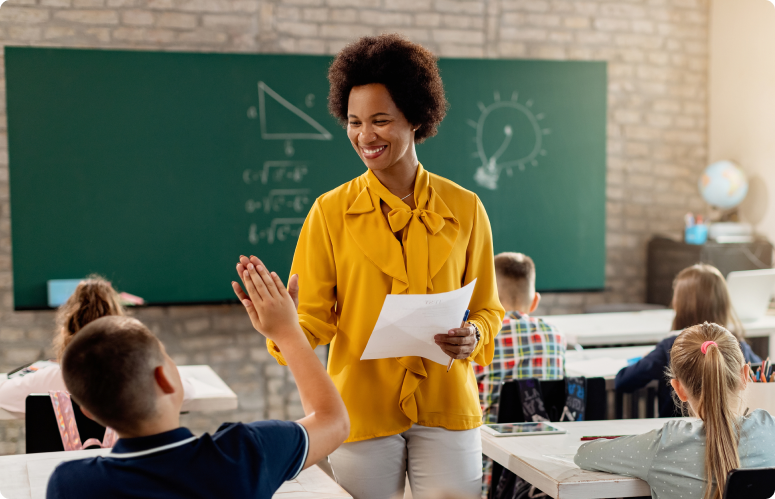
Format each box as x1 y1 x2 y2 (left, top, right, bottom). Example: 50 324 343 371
249 218 305 245
245 189 310 214
243 161 309 185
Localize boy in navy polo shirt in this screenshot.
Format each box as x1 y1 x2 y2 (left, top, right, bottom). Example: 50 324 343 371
47 262 350 499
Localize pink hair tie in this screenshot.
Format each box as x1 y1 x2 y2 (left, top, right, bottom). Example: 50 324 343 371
701 341 717 354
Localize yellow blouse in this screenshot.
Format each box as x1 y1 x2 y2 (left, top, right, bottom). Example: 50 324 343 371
268 163 505 442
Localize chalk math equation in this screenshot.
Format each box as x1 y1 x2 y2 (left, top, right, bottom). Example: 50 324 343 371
245 82 331 246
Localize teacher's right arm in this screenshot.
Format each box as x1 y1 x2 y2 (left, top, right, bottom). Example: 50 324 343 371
267 199 338 366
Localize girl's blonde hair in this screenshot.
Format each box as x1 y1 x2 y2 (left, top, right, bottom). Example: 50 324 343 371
672 264 743 339
669 322 746 499
54 275 125 359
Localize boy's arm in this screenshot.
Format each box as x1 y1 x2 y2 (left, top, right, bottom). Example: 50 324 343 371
233 261 349 469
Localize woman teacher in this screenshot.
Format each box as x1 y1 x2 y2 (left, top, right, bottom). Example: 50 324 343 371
236 34 504 499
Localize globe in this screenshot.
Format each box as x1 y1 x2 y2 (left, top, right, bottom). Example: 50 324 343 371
699 160 748 210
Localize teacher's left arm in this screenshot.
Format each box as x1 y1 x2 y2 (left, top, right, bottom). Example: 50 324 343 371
463 195 506 367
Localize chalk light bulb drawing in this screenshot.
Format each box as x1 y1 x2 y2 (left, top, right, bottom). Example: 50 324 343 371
471 90 550 190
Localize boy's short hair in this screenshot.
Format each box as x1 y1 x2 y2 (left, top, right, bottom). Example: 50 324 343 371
60 316 163 432
494 252 536 307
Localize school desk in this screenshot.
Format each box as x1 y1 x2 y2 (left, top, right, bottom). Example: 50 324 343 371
565 345 656 380
0 449 351 499
0 365 238 421
481 417 685 498
542 309 775 358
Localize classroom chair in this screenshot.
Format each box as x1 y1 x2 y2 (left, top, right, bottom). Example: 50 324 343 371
723 467 775 499
496 377 607 424
25 394 107 454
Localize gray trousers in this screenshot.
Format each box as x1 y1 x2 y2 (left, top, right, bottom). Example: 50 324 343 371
328 424 482 499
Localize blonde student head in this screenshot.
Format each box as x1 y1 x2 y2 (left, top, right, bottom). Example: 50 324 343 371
671 263 742 336
54 275 125 360
669 322 750 499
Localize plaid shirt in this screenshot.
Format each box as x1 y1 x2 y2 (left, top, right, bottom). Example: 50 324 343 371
475 311 566 425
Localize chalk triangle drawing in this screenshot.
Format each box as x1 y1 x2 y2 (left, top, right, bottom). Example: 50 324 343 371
258 81 332 141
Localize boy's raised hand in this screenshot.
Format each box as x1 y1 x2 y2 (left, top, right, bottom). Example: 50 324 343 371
237 255 299 310
232 257 301 343
233 256 350 470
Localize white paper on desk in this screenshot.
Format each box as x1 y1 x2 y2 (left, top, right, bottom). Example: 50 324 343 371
360 279 477 366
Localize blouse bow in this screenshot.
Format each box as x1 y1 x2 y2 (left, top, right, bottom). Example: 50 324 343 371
387 208 446 236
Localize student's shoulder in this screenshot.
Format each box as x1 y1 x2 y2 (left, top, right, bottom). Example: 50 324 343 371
653 334 678 355
534 316 562 333
658 417 703 445
47 457 105 496
214 420 306 446
743 409 775 431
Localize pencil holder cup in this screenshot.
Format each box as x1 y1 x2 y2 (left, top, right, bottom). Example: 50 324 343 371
684 224 708 245
741 383 775 415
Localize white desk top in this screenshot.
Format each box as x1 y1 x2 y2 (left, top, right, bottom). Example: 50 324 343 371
0 449 349 499
482 418 682 499
177 365 238 413
542 309 775 346
0 364 237 421
564 345 656 379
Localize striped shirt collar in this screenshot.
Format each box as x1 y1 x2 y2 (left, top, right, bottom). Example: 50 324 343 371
110 427 196 459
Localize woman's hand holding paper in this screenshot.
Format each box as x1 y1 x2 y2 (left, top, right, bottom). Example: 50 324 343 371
434 324 477 360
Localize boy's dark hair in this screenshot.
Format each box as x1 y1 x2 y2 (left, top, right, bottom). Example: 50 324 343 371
60 316 163 432
327 33 448 143
494 252 536 308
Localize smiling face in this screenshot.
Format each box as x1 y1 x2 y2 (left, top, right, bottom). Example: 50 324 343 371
347 83 417 173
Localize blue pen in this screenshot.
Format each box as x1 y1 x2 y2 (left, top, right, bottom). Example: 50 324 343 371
446 309 471 373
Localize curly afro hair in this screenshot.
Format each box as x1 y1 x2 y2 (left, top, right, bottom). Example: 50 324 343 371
328 34 448 144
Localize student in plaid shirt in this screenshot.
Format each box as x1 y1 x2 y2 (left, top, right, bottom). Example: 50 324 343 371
475 252 565 497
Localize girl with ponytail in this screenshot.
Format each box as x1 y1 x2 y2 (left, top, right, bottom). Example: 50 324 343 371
616 264 761 417
0 276 194 414
575 322 775 499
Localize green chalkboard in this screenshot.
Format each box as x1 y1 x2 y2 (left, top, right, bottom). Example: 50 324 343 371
6 47 606 309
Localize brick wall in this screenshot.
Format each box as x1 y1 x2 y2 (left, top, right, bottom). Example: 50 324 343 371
0 0 709 454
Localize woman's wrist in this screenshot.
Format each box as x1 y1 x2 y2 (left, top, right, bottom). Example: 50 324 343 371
468 321 480 354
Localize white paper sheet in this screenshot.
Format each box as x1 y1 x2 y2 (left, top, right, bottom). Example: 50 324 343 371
360 279 477 366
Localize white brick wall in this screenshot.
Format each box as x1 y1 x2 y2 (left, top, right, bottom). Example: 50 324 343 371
0 0 709 453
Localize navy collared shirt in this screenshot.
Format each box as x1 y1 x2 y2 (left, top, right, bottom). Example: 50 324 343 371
47 421 309 499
